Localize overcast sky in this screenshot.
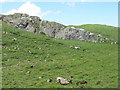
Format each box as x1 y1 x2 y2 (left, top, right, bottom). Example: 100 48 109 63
0 0 118 26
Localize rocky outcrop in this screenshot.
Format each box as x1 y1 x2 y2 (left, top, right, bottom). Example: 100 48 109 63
1 13 112 42
55 27 102 42
39 20 64 37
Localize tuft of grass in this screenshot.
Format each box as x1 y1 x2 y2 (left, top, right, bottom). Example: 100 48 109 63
2 22 118 88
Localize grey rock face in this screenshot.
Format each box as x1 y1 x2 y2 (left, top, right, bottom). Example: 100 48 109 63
39 20 64 37
2 13 41 33
55 27 103 42
1 13 113 42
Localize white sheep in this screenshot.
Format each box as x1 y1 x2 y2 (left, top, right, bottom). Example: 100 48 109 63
56 77 64 82
56 77 71 85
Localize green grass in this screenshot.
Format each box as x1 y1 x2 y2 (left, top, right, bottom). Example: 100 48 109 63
0 20 2 89
2 22 118 88
70 24 118 41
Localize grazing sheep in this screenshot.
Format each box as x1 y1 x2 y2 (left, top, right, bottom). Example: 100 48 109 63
57 79 70 85
56 77 72 85
56 77 64 82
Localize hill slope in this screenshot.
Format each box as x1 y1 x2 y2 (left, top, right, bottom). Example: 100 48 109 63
2 21 118 88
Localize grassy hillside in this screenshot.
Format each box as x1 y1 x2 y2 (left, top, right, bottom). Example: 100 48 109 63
0 21 2 89
2 22 118 88
70 24 118 41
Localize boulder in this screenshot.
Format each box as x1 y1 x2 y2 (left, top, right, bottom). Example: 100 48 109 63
26 25 36 33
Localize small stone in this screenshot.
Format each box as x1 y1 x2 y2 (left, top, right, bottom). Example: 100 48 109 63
111 42 113 44
12 38 17 41
69 76 74 78
69 46 73 48
38 77 42 79
47 79 52 82
26 71 30 74
30 65 34 68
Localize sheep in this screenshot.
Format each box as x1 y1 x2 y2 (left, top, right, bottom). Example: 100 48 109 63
56 77 64 82
56 77 72 85
57 79 70 85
